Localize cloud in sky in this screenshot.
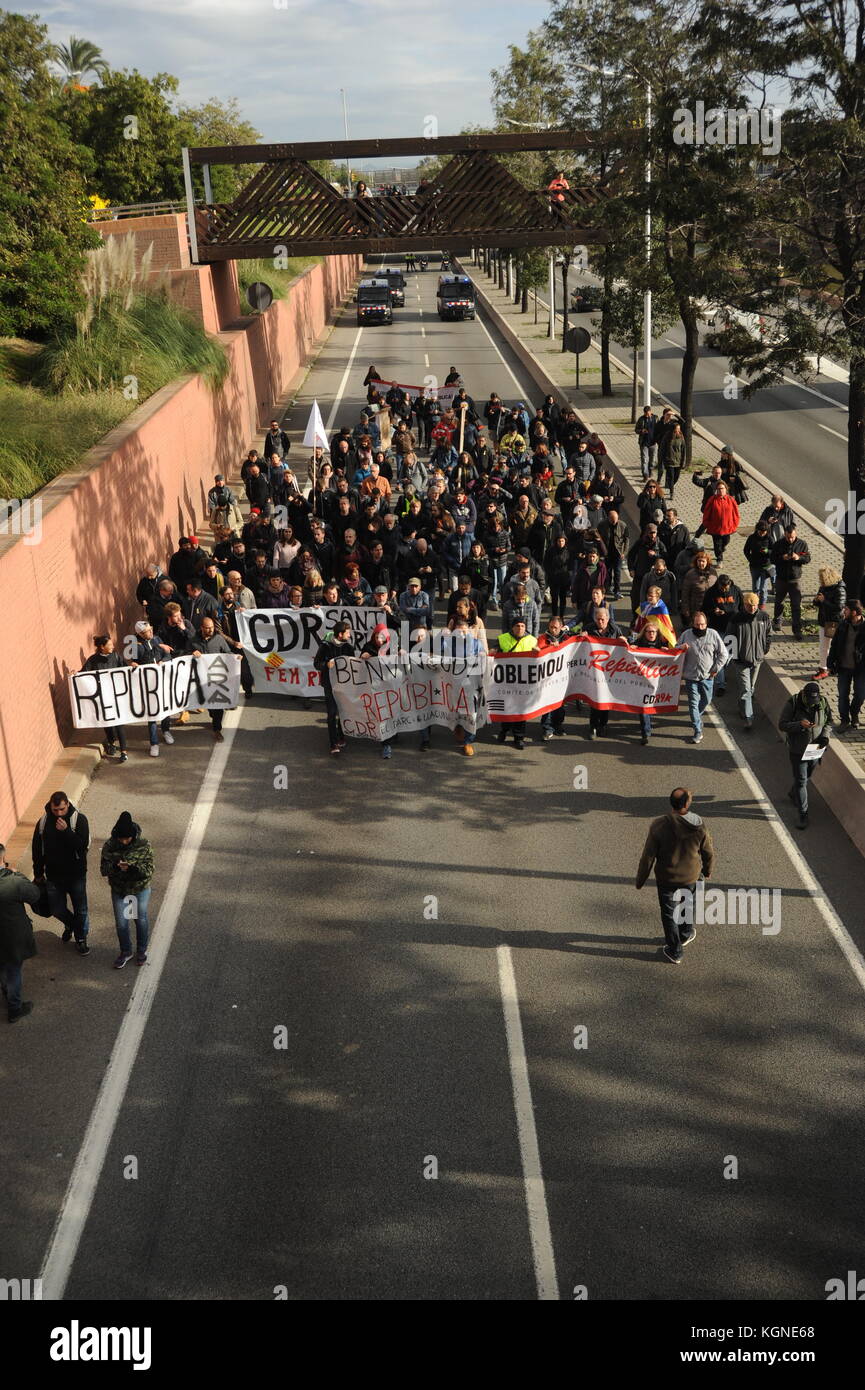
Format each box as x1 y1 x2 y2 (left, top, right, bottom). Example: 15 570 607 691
41 0 553 160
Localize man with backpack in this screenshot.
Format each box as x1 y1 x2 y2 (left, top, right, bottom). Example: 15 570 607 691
32 791 92 955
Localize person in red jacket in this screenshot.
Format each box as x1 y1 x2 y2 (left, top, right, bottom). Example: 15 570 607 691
700 481 740 564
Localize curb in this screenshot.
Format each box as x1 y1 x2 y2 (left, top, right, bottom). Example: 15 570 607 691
3 744 103 873
467 262 865 854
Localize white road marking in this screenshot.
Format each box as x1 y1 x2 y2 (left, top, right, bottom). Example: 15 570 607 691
420 325 426 339
324 326 364 434
39 711 241 1300
817 421 848 442
663 337 847 412
709 710 865 994
497 945 559 1300
424 353 430 368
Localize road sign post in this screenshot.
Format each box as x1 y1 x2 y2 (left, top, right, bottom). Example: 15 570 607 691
564 325 591 394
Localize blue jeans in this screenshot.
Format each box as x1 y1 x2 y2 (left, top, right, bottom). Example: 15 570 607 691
836 668 865 722
46 877 90 942
491 562 508 602
749 567 772 606
1 963 23 1012
657 882 696 959
148 716 172 745
639 443 656 478
686 678 713 736
790 754 816 817
639 712 652 736
732 661 760 721
541 705 566 732
111 888 151 956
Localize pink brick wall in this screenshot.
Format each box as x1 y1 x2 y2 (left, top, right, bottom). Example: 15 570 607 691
0 253 361 841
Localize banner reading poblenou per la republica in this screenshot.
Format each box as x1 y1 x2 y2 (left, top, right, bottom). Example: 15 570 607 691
235 606 379 697
331 650 488 741
486 635 685 722
69 653 241 728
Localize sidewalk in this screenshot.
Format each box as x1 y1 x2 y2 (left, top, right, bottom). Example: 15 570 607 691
469 258 865 774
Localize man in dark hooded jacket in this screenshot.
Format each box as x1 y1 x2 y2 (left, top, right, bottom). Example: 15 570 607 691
32 790 91 953
635 787 715 964
778 681 832 829
0 846 41 1021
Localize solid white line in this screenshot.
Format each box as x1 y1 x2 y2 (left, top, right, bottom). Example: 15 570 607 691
475 309 527 397
817 421 848 442
39 710 241 1300
496 945 559 1300
781 374 847 411
708 710 865 992
324 326 364 434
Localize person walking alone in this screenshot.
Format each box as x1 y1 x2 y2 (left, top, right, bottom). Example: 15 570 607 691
778 680 832 829
0 843 41 1021
100 811 155 968
635 787 715 964
31 791 91 955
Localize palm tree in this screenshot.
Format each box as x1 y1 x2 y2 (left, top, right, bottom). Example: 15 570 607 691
52 37 107 88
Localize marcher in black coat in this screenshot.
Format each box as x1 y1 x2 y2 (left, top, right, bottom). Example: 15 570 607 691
0 859 41 1021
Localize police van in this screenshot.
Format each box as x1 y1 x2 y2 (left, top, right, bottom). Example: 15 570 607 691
355 279 394 326
376 266 406 308
437 274 476 321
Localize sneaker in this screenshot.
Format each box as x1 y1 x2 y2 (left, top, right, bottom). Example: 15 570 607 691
462 743 475 757
113 952 134 969
382 744 393 759
681 927 697 948
812 669 829 680
8 1001 34 1023
797 813 809 830
851 717 861 729
61 927 73 943
330 746 341 755
77 941 91 956
135 952 148 966
554 727 566 737
102 743 116 758
641 732 649 745
337 739 347 749
514 737 525 750
662 947 681 964
163 730 175 745
119 753 128 764
542 729 554 742
691 732 703 745
150 744 160 757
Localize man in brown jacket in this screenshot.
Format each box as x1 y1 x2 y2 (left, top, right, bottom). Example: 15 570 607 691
635 788 715 963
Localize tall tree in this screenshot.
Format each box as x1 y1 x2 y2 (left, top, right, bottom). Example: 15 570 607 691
0 11 99 338
51 36 107 88
60 69 188 204
697 0 865 591
176 97 260 204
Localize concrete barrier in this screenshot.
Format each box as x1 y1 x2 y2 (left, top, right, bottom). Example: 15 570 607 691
470 263 865 852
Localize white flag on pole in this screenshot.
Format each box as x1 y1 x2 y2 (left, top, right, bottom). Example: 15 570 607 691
302 399 329 449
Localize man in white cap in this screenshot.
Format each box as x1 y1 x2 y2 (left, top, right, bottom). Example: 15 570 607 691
130 621 174 756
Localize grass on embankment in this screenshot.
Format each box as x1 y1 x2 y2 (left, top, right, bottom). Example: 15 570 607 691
236 257 322 304
0 296 229 499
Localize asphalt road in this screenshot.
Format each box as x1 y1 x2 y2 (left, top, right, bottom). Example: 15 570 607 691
557 263 850 525
5 260 865 1303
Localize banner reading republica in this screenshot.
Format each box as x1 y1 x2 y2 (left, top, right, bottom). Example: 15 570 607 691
69 654 240 728
486 635 684 721
369 377 458 409
331 650 488 741
236 606 379 696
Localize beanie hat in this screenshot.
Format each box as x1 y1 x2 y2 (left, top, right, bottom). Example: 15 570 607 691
112 811 136 839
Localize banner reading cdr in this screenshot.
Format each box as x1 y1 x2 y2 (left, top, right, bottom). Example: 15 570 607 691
235 606 378 698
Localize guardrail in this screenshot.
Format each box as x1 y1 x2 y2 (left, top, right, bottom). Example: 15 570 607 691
85 201 190 222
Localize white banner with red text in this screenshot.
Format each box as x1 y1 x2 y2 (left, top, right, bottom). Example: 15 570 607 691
235 606 380 697
331 650 488 741
69 653 241 728
369 377 458 408
485 635 685 721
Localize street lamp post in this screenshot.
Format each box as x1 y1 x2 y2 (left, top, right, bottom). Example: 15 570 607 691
578 62 653 408
340 89 351 192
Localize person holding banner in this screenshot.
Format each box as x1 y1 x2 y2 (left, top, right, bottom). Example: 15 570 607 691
583 607 623 740
495 619 539 751
83 636 130 763
538 616 568 741
195 618 237 743
630 620 673 744
131 621 174 757
314 620 357 755
360 624 399 759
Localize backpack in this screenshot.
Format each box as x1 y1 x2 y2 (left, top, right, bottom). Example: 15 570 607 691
38 810 91 855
